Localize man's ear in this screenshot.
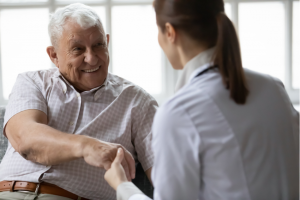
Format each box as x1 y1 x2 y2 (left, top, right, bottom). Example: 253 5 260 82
46 46 59 68
165 22 176 43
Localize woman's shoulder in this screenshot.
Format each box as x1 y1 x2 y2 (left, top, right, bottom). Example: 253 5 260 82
154 92 189 128
243 68 283 86
154 84 215 130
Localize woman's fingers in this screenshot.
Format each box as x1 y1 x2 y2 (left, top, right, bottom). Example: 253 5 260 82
104 148 129 190
124 148 136 179
115 148 131 181
120 151 131 181
114 148 124 164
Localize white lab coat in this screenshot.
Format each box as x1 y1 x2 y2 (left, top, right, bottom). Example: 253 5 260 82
117 48 299 200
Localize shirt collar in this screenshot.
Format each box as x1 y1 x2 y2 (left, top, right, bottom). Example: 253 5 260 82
52 68 108 95
174 47 216 92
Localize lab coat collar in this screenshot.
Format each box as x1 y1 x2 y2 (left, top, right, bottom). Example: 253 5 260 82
175 47 216 92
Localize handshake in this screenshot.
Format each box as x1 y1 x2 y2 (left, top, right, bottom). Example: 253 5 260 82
82 137 136 183
81 138 136 191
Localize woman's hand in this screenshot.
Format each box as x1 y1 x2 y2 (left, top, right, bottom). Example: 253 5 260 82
104 148 129 190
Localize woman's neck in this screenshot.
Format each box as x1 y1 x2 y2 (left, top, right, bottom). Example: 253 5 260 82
178 46 209 68
176 34 210 68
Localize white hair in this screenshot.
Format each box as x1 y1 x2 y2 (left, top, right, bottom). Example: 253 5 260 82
48 3 104 47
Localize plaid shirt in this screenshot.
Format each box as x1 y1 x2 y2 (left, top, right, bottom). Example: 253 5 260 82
0 68 157 200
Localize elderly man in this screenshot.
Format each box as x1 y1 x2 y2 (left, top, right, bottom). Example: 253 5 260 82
0 3 157 200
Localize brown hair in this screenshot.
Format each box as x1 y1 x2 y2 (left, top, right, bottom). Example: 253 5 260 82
154 0 249 104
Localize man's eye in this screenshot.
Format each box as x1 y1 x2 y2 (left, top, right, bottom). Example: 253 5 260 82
73 47 81 51
97 43 105 47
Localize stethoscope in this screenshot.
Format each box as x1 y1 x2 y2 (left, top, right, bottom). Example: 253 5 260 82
195 65 218 78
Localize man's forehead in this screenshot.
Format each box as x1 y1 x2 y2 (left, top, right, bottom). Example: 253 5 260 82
67 35 104 45
62 21 105 41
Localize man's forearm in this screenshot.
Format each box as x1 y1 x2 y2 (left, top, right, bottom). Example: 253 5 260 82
8 122 87 165
5 109 136 179
5 109 89 165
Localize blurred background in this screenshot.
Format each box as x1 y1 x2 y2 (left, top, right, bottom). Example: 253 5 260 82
0 0 298 110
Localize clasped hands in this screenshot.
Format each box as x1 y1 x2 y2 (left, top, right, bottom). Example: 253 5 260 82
82 137 132 187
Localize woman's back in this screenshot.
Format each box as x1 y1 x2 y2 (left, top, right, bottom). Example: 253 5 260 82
104 1 298 199
152 67 299 200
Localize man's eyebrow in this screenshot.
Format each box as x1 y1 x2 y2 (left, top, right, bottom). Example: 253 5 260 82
68 39 83 45
93 36 106 43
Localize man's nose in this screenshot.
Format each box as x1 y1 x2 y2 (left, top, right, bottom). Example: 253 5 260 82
84 49 98 66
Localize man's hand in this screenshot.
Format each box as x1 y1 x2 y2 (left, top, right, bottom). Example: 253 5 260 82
104 148 128 190
82 138 135 181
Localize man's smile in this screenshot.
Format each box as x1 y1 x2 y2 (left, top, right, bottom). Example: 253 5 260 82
82 66 100 73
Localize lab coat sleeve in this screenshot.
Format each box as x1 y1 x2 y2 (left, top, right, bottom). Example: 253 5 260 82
151 103 201 200
129 194 152 200
272 77 299 150
117 182 151 200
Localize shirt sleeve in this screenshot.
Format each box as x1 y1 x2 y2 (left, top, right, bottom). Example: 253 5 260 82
151 103 201 200
3 72 47 136
132 91 158 171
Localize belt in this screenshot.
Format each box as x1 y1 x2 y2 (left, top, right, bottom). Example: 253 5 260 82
0 181 89 200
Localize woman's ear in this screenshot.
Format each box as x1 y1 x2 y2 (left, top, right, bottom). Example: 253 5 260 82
46 46 59 68
165 22 176 43
106 34 110 47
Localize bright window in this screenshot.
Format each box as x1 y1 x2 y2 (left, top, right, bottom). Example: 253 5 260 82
0 0 298 105
225 3 232 20
239 2 286 82
293 1 299 89
56 0 106 2
0 8 50 99
112 5 162 94
0 0 46 2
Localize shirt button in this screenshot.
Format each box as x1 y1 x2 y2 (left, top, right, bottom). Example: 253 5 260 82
77 93 80 97
70 121 74 125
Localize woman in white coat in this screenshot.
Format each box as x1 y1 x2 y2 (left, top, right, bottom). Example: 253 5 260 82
104 0 299 199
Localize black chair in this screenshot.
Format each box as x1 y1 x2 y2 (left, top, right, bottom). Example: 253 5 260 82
0 107 153 198
132 162 154 198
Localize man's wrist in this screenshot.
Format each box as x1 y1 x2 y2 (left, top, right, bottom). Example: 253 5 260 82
73 135 93 158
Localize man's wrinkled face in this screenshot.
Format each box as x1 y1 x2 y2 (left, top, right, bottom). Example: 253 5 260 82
55 21 109 92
